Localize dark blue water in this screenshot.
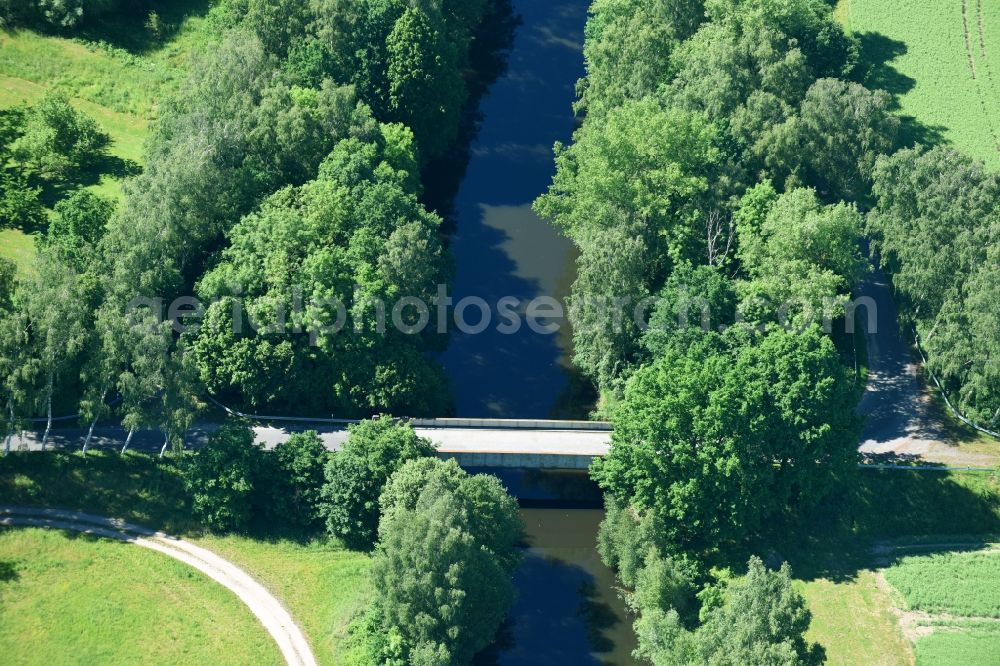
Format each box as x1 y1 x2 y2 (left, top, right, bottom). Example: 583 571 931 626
439 0 587 418
439 3 637 663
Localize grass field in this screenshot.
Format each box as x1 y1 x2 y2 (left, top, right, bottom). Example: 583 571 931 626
196 535 371 666
837 0 1000 169
0 451 373 665
799 571 914 665
788 469 1000 664
0 3 217 274
0 227 36 274
882 547 1000 665
0 527 282 665
854 469 1000 538
0 1 215 121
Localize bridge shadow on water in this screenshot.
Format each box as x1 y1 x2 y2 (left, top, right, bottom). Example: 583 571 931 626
469 468 638 665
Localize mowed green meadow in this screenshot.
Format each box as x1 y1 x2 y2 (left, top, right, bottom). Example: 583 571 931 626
0 527 283 665
0 451 372 666
837 0 1000 169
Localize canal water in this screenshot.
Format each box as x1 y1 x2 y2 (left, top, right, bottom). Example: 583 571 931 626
437 2 637 662
470 470 637 665
438 0 584 419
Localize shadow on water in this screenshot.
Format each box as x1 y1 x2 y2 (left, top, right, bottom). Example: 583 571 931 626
469 469 638 665
434 0 633 661
436 0 591 418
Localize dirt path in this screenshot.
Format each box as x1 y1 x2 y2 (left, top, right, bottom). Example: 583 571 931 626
0 506 317 666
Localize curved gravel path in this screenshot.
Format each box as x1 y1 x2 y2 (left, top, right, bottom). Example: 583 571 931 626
0 506 317 666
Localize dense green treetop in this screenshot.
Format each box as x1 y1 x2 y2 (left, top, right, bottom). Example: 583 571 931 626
594 325 860 557
577 0 706 118
320 418 435 549
634 556 822 666
536 98 720 259
186 122 448 416
42 191 114 272
368 458 521 666
735 184 866 327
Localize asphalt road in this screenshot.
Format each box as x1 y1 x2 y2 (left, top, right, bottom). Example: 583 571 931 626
857 267 996 466
6 265 994 466
6 422 612 458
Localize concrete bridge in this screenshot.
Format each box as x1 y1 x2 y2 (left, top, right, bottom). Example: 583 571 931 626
13 417 613 470
385 418 609 470
245 417 612 470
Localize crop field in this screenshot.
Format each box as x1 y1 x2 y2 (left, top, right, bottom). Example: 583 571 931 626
885 548 1000 617
837 0 1000 169
883 547 1000 665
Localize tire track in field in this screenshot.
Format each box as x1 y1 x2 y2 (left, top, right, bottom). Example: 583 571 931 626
963 0 1000 153
975 0 1000 153
963 0 979 79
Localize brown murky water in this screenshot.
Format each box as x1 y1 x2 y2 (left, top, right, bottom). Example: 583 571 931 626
470 471 638 665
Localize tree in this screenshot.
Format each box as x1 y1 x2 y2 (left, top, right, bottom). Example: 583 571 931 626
566 222 650 392
642 263 738 358
576 0 704 119
766 78 898 198
319 418 435 549
0 1 121 29
535 97 720 264
593 326 859 557
185 421 261 532
692 557 823 665
634 557 822 666
868 146 1000 422
44 190 113 271
187 124 447 417
535 99 723 394
258 430 330 529
368 459 521 665
11 93 109 179
736 186 866 328
379 457 523 573
0 261 30 454
386 6 465 160
21 255 88 448
0 172 45 231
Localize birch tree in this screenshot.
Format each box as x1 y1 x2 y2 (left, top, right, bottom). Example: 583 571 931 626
22 255 87 449
0 260 30 454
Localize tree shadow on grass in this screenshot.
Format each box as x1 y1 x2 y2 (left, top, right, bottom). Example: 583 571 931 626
851 31 948 150
0 560 19 582
744 468 1000 585
32 0 216 56
34 154 141 209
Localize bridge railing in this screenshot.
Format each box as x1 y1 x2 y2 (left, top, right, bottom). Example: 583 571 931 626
408 417 612 431
207 395 613 431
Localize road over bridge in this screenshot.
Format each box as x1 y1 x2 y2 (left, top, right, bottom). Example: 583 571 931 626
11 418 613 470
